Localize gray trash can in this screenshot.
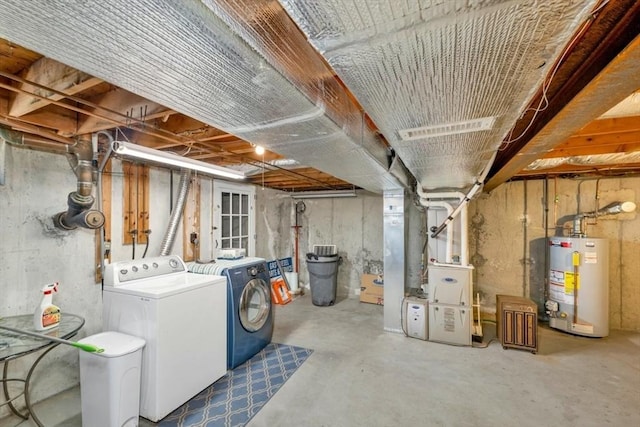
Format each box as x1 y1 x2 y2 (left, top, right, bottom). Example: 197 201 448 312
79 331 145 427
306 253 341 306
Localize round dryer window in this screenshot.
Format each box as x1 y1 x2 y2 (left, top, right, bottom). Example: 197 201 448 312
239 278 271 332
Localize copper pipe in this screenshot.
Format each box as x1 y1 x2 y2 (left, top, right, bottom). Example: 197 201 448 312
0 118 73 145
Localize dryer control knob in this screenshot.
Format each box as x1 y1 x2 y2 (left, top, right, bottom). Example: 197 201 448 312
249 266 258 276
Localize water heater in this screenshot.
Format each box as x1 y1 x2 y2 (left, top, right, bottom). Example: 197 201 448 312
547 237 609 337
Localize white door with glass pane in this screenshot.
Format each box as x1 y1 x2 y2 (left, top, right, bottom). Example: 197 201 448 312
213 181 255 257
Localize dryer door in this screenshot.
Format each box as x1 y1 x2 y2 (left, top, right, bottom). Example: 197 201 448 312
239 278 271 332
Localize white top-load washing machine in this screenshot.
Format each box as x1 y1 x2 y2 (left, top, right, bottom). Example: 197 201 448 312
103 255 227 422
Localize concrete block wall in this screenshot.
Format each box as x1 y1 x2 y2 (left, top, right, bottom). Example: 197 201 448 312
469 177 640 331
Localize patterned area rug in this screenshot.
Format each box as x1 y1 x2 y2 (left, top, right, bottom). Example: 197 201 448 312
158 343 313 427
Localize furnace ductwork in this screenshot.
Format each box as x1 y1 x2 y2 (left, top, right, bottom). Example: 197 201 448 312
0 0 409 194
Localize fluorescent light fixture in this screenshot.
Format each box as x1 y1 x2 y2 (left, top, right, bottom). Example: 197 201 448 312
290 189 357 199
113 141 245 180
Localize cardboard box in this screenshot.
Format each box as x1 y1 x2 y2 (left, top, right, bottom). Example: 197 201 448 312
360 274 384 305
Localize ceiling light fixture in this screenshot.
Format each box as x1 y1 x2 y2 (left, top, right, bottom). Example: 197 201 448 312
113 141 245 180
254 145 265 155
290 189 357 199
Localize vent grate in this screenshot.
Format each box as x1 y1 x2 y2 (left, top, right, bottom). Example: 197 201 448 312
398 117 496 141
313 245 337 256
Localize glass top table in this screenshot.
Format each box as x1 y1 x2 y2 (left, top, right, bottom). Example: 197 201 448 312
0 313 85 426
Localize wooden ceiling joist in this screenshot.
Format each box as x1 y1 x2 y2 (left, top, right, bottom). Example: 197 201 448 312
485 33 640 192
9 57 103 117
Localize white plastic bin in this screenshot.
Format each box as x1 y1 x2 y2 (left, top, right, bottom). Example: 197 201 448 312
79 331 145 427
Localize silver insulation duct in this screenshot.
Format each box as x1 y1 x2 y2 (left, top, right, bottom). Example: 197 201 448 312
160 169 191 256
0 0 409 193
279 0 598 191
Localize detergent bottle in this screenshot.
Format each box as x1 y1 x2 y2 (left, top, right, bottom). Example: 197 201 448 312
34 282 61 331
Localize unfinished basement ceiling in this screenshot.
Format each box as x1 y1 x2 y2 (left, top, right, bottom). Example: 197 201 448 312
278 0 597 191
0 0 639 194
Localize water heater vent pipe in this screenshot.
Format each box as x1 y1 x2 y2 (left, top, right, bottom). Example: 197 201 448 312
571 201 636 237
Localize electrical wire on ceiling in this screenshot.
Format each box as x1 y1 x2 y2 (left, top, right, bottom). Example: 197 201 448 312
502 0 611 147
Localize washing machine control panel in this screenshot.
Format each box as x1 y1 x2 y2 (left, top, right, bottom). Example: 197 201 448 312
247 263 266 278
104 255 187 286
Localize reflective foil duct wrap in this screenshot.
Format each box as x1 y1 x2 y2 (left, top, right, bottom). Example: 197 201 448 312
0 0 408 193
279 0 597 191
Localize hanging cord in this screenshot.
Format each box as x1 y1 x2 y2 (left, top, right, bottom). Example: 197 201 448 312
472 320 498 348
400 297 408 336
142 229 151 258
130 229 137 260
503 0 609 146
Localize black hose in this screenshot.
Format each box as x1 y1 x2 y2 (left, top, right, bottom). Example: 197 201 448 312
142 234 150 258
131 230 137 260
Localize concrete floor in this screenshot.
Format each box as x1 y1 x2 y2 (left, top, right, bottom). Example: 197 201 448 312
3 294 640 427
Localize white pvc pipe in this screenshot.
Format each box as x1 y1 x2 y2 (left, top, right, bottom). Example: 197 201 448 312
418 191 467 266
460 202 469 266
425 151 497 241
416 186 465 201
421 200 454 263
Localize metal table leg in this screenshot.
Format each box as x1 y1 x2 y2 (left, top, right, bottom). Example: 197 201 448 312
24 344 60 427
1 343 61 427
2 360 28 419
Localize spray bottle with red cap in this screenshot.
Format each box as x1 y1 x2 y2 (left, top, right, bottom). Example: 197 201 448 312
34 282 61 331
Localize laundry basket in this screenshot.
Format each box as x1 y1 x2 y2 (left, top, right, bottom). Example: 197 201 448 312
306 245 341 306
